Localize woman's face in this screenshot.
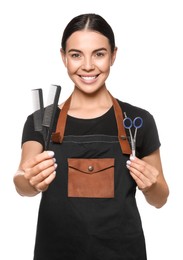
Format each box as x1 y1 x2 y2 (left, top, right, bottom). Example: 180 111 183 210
61 30 117 94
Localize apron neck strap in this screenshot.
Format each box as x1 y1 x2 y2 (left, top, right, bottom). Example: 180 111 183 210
52 92 131 155
108 92 131 155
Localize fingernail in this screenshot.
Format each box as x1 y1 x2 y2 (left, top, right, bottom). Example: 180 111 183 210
126 160 131 165
130 155 135 160
47 151 55 157
54 163 58 169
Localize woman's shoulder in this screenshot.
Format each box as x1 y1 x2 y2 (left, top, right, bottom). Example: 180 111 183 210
116 99 160 157
116 99 153 119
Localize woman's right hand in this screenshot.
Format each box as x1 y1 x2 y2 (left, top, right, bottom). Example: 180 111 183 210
14 141 57 197
21 150 57 193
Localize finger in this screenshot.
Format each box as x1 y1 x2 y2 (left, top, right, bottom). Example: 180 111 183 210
30 163 57 185
129 170 152 190
23 150 55 169
127 163 150 183
35 171 57 192
126 160 158 190
127 157 156 180
24 157 56 179
133 163 158 183
32 158 56 175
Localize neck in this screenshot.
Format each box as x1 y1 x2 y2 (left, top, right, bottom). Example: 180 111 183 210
71 87 112 108
66 87 113 119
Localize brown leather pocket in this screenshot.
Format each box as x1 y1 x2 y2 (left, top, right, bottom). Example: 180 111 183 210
68 158 115 198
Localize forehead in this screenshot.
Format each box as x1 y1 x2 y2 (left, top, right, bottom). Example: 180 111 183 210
65 30 110 51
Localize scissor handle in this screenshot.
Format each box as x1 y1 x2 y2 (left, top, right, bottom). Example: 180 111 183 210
123 117 133 129
133 117 143 129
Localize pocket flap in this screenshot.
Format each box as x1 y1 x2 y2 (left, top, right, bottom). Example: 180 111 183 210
68 158 114 174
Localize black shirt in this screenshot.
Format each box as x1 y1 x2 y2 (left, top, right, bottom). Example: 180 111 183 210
22 99 160 158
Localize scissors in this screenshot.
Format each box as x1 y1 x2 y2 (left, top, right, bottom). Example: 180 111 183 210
123 112 143 157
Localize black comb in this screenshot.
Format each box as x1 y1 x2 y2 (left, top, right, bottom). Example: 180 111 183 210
32 88 44 132
32 85 61 149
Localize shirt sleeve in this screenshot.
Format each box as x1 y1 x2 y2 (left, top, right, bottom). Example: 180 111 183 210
21 114 45 148
116 99 161 159
136 110 161 158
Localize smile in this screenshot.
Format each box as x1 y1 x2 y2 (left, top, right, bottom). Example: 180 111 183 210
80 75 98 81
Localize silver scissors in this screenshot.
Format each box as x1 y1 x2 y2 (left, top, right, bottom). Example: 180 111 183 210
123 112 143 157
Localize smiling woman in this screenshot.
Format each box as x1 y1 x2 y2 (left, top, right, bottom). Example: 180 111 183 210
60 29 117 115
13 13 169 260
61 31 117 100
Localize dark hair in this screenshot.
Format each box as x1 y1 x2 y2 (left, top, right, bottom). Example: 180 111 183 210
61 13 116 52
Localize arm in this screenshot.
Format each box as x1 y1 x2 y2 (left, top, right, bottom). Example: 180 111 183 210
13 141 57 197
126 149 169 208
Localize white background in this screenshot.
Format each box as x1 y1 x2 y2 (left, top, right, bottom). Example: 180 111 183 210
0 0 182 259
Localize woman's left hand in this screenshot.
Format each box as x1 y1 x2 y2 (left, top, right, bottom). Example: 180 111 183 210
126 155 159 192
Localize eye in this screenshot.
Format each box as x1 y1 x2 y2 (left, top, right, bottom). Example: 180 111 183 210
71 53 81 58
95 51 105 57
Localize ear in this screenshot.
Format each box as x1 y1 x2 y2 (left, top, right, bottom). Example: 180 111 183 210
111 47 118 66
60 48 67 67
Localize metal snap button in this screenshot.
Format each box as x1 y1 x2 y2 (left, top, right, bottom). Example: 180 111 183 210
88 165 94 172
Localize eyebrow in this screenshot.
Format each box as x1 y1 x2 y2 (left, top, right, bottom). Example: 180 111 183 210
68 47 107 53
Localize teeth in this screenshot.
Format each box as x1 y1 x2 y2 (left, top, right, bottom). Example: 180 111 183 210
81 76 96 80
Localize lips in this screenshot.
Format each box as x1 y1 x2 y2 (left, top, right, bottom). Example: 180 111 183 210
80 75 98 81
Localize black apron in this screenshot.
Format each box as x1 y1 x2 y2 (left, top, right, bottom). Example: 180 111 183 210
33 93 147 260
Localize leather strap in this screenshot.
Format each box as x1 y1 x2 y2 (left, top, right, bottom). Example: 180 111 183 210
52 92 131 155
51 95 71 143
108 93 131 155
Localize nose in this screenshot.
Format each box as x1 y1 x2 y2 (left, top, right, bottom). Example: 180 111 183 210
82 57 94 71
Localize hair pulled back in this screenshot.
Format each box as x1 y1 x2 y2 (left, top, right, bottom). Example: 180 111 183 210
61 13 116 52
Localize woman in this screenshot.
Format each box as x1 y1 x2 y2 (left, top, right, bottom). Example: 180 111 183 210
13 13 169 260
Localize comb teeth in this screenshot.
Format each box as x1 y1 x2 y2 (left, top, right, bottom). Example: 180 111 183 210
42 85 61 127
42 104 54 127
32 85 61 150
32 88 44 131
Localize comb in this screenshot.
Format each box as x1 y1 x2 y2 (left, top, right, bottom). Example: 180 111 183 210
31 88 44 132
32 85 61 149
